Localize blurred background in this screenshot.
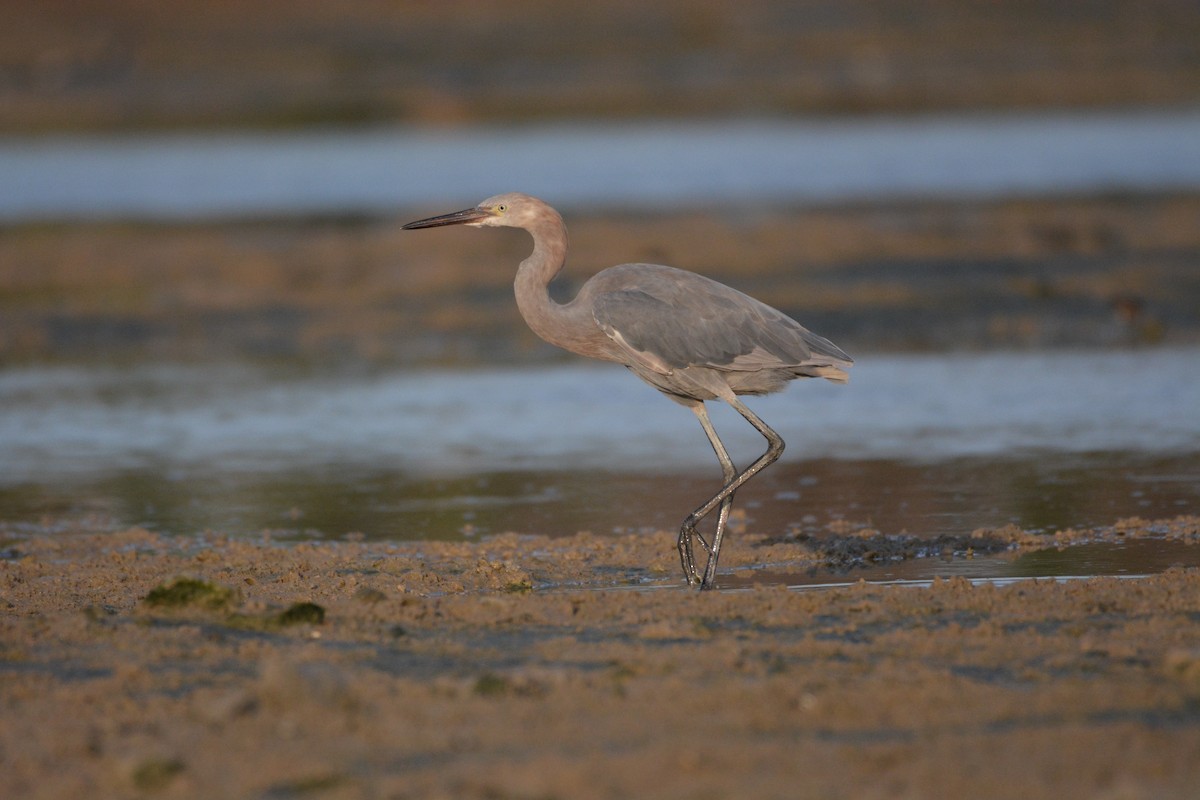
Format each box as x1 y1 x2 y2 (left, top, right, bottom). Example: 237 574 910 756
2 0 1199 556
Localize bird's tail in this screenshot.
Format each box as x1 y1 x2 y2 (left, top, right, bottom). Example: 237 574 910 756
805 364 850 383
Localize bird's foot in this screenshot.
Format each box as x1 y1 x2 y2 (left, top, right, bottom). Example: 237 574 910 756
677 528 700 585
677 519 713 587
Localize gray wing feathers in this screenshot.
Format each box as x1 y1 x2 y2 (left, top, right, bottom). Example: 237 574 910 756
590 265 851 374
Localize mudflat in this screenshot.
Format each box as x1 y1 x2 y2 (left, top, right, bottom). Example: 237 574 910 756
3 517 1199 798
3 193 1198 365
4 0 1198 132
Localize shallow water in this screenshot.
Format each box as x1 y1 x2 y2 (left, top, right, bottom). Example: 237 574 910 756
716 538 1200 591
4 111 1200 221
1 349 1197 548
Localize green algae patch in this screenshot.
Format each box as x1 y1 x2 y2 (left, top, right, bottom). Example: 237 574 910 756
473 673 510 697
264 772 347 796
131 758 185 792
277 602 325 626
503 579 534 594
143 578 236 611
140 579 325 630
224 602 327 632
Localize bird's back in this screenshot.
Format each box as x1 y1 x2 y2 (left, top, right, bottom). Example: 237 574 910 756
581 263 851 399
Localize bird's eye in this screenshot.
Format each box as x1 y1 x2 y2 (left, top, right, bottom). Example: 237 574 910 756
497 204 507 213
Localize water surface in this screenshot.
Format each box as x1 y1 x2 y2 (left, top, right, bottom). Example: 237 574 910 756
4 111 1200 221
2 348 1197 542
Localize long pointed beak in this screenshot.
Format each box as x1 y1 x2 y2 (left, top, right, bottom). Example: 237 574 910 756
402 206 492 229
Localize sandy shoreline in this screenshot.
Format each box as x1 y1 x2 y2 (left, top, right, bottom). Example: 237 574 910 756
3 193 1198 366
3 517 1199 798
4 0 1198 133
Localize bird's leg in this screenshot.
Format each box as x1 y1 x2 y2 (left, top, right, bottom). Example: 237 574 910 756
685 397 785 590
679 404 737 586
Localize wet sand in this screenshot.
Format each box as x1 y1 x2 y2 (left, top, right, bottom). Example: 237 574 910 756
3 517 1199 798
4 0 1198 132
3 192 1198 365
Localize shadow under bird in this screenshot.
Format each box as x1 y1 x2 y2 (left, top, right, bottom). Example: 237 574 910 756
403 193 852 589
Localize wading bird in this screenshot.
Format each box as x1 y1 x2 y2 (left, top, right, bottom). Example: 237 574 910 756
403 193 851 589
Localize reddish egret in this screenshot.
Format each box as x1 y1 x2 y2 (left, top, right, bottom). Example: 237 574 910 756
403 193 852 589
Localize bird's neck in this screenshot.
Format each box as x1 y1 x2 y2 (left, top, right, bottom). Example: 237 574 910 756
513 218 593 355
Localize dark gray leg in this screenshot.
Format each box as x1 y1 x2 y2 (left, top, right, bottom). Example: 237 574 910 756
683 397 785 589
678 403 738 585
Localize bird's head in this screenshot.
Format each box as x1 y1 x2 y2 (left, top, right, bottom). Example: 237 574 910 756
402 192 553 231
